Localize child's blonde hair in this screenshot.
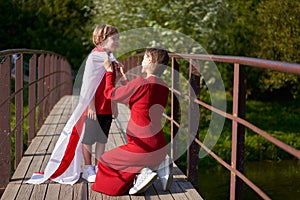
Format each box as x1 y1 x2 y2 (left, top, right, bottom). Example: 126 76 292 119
93 24 118 46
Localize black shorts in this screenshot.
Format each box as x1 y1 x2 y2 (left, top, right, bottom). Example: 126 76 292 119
82 114 112 145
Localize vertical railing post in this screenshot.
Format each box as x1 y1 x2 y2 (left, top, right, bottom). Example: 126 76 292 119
230 63 240 200
55 56 60 101
44 54 50 118
67 61 73 94
61 59 66 95
64 59 69 96
230 64 246 199
236 67 246 199
28 54 37 144
187 59 200 189
138 55 142 67
64 60 71 95
132 56 136 75
130 56 135 77
57 58 61 100
49 55 54 111
37 54 45 130
52 56 57 107
124 57 128 71
131 56 135 75
0 56 11 196
57 58 61 98
133 55 140 77
15 54 24 168
129 56 133 74
171 57 180 163
137 55 142 76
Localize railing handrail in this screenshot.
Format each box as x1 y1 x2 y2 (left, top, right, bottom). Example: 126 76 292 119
131 53 300 75
0 49 73 195
121 53 300 200
0 48 67 59
169 53 300 75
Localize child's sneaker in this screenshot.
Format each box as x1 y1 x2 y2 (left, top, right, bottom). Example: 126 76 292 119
82 165 96 182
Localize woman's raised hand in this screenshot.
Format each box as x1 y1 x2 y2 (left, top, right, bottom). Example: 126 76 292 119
118 63 127 81
104 56 113 72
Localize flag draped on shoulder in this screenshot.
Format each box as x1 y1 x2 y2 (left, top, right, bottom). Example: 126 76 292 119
27 48 116 184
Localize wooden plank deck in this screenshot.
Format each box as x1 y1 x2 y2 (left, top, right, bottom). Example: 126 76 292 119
1 95 203 200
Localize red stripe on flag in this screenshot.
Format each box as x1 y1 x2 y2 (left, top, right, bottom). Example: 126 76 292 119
50 114 85 179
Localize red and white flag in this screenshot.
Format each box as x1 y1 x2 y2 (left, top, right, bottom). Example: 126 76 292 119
27 49 116 184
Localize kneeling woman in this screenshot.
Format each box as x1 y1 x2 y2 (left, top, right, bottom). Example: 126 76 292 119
92 47 170 195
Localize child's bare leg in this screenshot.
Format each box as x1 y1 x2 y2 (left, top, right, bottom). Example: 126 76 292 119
82 144 92 165
95 142 105 164
82 144 96 182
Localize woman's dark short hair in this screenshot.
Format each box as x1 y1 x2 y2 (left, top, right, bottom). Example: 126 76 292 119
145 47 169 76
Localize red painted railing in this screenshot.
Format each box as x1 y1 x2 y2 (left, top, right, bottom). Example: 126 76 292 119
0 49 73 194
121 53 300 200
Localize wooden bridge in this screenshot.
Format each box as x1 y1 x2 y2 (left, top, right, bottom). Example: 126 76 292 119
1 49 300 199
1 96 202 200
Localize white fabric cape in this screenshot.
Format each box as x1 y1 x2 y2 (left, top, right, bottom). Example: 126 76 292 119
27 51 116 184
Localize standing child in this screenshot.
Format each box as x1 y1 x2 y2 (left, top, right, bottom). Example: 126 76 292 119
81 24 120 182
26 24 120 185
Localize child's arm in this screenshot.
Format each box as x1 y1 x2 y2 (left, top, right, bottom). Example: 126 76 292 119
87 96 97 120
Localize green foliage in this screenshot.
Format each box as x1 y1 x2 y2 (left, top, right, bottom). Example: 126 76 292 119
90 0 228 49
220 0 261 56
0 0 95 71
254 0 300 98
244 132 300 161
91 0 300 99
255 0 300 63
228 0 300 99
2 0 299 97
0 1 19 47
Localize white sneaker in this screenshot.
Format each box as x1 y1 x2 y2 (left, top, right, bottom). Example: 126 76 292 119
82 165 96 182
129 168 158 195
157 155 173 191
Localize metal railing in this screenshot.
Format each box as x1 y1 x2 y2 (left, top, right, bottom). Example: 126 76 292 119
0 49 73 194
121 53 300 200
